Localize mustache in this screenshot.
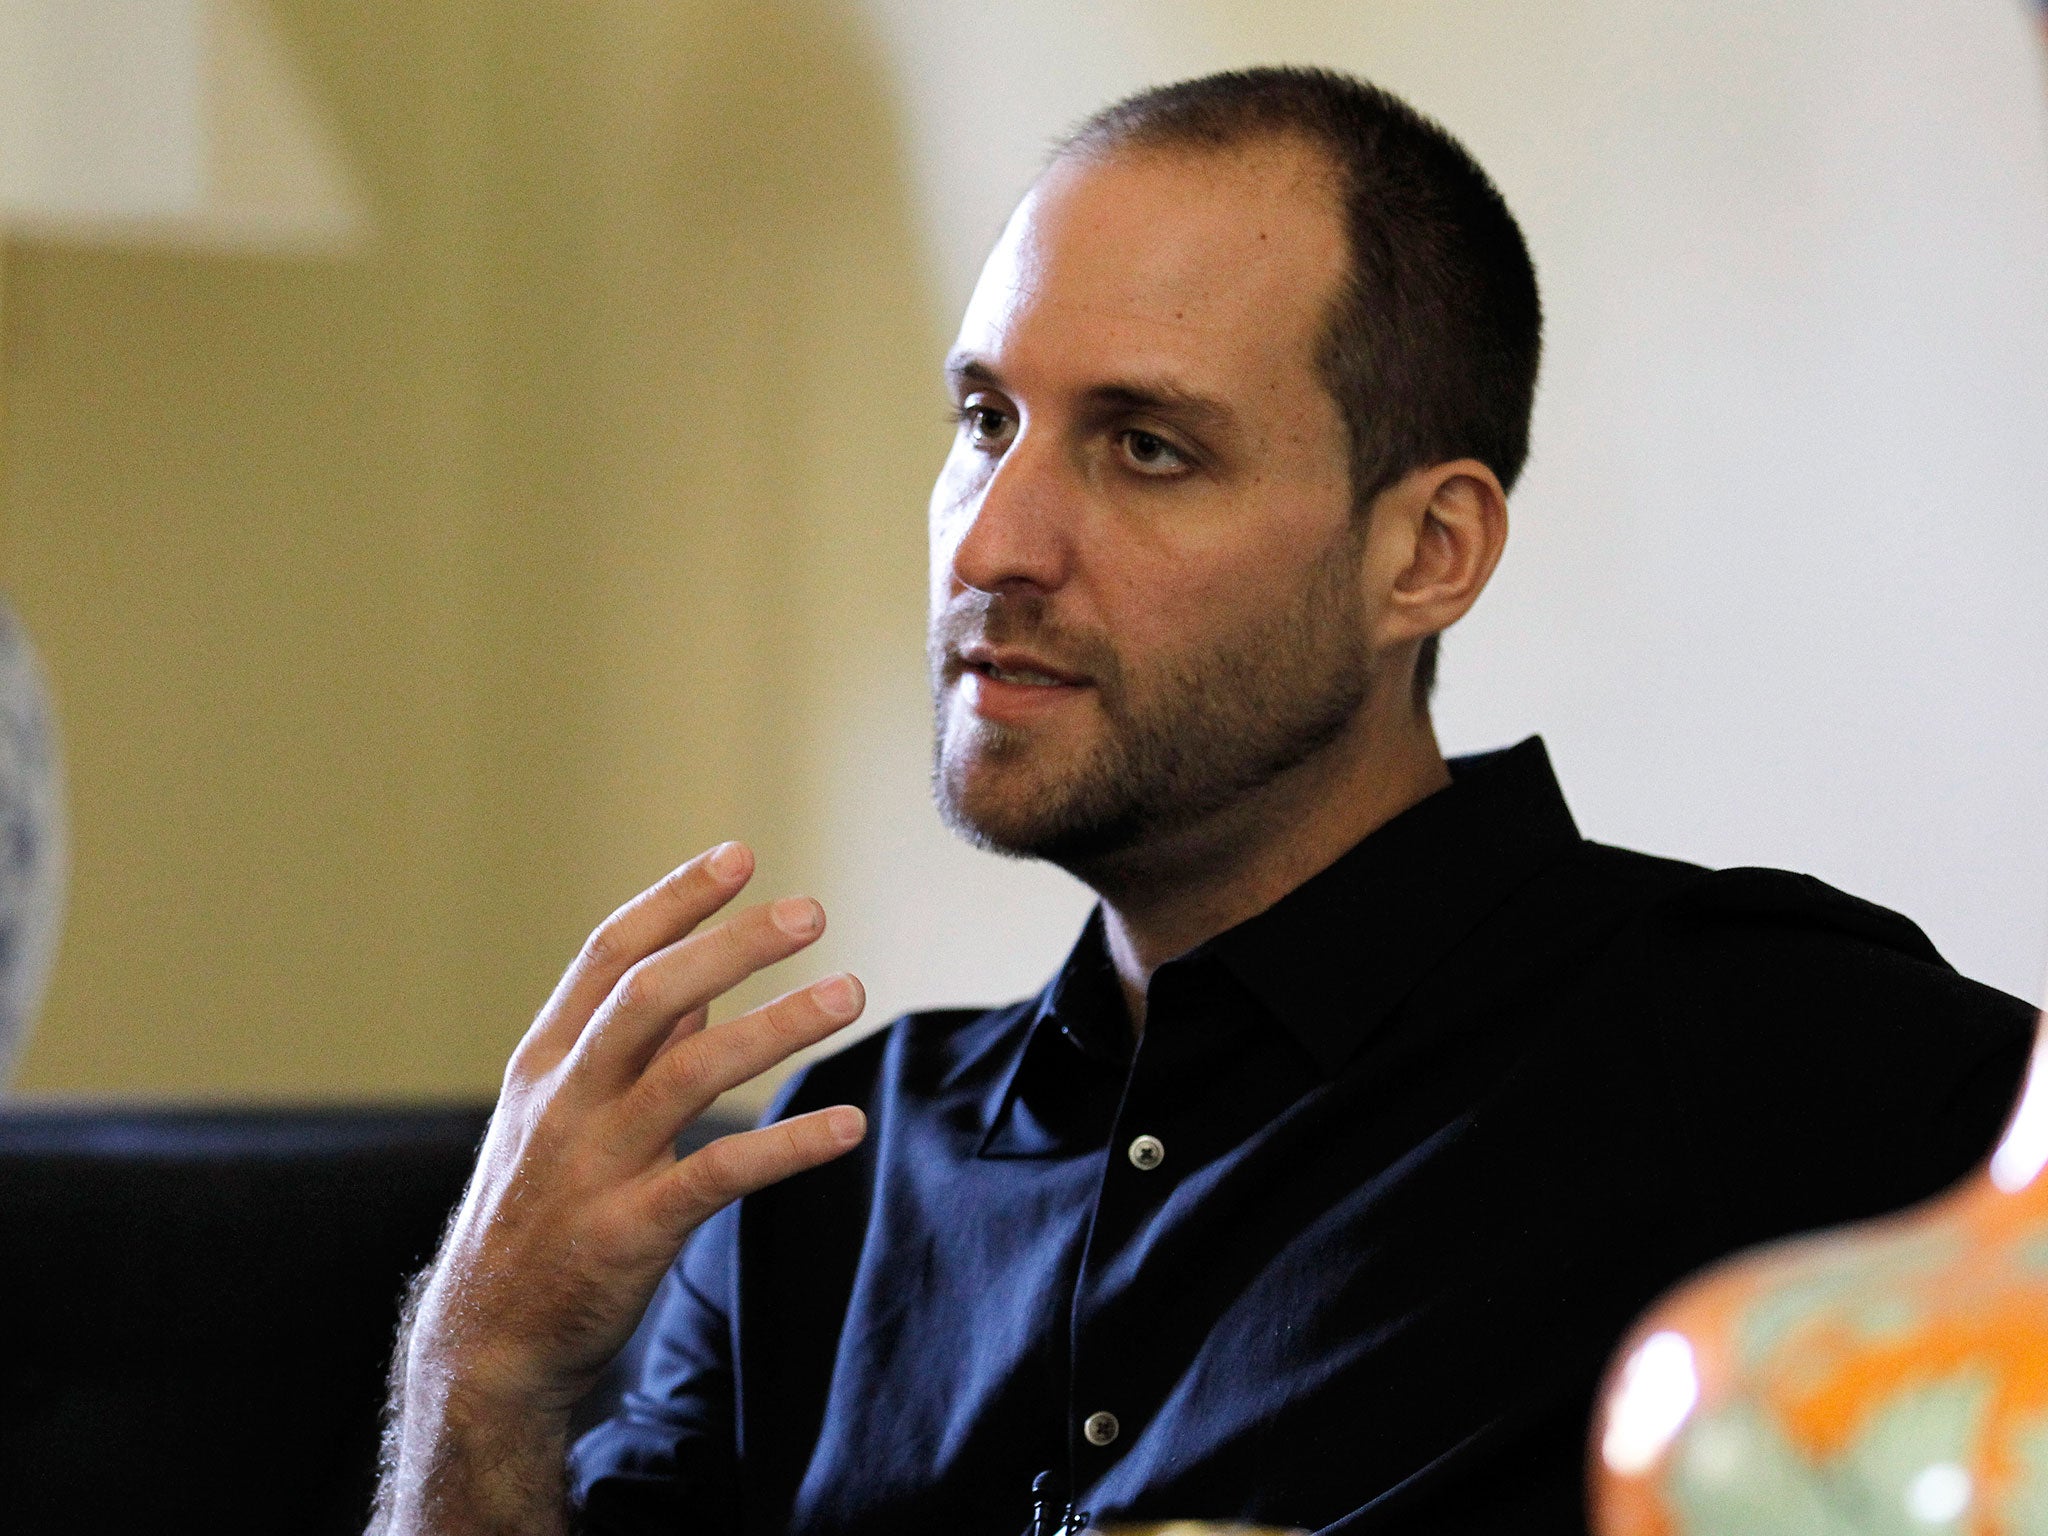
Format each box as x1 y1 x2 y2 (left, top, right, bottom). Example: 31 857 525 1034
928 591 1121 687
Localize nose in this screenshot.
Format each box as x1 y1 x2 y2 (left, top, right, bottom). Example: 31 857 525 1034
942 427 1077 598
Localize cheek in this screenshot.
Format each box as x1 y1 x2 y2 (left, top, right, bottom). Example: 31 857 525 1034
1105 538 1346 671
1087 549 1232 675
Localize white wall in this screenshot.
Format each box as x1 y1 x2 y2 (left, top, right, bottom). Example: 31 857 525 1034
804 0 2048 1048
0 0 201 220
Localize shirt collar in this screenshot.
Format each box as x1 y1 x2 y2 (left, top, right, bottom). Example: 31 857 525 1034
978 734 1582 1151
977 912 1129 1158
1193 735 1582 1074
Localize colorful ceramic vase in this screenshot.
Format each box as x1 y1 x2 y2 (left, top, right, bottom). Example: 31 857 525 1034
1591 1009 2048 1536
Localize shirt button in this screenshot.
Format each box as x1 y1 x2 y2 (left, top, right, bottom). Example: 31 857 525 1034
1126 1134 1165 1171
1083 1410 1121 1447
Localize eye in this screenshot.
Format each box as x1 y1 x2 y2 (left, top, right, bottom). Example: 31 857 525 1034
953 399 1015 452
1118 428 1190 476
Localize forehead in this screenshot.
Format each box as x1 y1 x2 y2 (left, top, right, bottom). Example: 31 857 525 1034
952 137 1348 395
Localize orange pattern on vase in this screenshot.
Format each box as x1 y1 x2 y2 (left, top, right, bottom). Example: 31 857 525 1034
1592 1017 2048 1536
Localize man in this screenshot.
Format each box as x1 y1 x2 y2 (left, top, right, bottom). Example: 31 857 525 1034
372 68 2034 1535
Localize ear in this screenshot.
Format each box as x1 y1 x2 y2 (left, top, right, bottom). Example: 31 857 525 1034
1363 458 1509 653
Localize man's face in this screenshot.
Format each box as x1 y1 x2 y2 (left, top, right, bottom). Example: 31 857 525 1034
928 137 1370 870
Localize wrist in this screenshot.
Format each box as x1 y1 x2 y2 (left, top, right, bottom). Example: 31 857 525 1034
381 1370 572 1536
403 1328 579 1437
404 1269 587 1419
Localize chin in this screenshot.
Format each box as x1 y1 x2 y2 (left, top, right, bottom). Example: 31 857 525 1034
933 752 1143 871
931 700 1158 868
935 759 1056 859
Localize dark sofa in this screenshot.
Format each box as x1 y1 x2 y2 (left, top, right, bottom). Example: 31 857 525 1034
0 1101 731 1534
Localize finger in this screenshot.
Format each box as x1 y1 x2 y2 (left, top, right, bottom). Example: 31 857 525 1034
571 896 830 1085
629 972 865 1138
644 1003 711 1071
530 842 754 1061
649 1104 868 1236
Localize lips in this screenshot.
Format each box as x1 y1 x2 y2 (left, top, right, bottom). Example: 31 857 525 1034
957 644 1091 689
949 643 1092 725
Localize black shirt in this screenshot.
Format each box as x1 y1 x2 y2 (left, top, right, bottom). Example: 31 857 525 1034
570 738 2033 1535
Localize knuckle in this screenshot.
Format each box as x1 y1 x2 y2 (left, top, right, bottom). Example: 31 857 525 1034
700 1135 751 1192
665 1041 711 1099
774 1117 810 1163
653 1176 701 1233
502 1048 567 1115
579 922 624 977
637 1050 708 1122
715 913 762 967
611 959 657 1018
669 1145 731 1216
679 1036 719 1083
765 995 810 1045
504 1029 545 1084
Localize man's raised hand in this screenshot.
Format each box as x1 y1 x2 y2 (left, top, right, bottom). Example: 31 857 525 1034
373 842 867 1535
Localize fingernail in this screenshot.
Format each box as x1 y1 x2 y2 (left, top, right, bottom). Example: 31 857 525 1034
825 1106 866 1145
813 973 862 1018
772 896 824 938
709 842 749 881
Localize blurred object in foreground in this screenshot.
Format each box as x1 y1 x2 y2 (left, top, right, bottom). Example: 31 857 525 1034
1591 1001 2048 1536
0 602 61 1086
0 0 366 252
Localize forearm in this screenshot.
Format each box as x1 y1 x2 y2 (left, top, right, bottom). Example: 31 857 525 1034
368 1270 571 1536
369 1342 572 1536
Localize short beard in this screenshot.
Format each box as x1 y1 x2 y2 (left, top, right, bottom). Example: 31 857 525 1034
928 523 1374 876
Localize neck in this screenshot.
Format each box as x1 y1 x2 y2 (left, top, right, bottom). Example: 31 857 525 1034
1088 688 1451 1034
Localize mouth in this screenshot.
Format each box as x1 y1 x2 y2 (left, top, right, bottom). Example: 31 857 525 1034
956 645 1091 689
951 644 1093 723
974 663 1069 688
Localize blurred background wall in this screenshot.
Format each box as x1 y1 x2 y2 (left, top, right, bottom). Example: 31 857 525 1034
0 0 950 1100
2 0 2044 1110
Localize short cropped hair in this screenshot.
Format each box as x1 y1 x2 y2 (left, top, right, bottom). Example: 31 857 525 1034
1059 67 1543 707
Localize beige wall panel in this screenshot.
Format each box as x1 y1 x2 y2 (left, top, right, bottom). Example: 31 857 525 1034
3 0 941 1101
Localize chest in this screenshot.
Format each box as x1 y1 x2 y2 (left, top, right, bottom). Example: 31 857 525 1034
770 1020 1679 1535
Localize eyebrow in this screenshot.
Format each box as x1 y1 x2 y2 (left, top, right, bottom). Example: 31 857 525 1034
945 355 1003 393
945 353 1239 438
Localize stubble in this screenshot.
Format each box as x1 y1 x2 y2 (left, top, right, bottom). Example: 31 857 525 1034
929 523 1374 875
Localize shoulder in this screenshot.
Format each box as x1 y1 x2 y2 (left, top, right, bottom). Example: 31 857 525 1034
1607 855 2032 1086
1530 843 1966 949
1624 862 2029 1041
1519 840 1709 941
1533 843 2011 1008
1599 859 2033 1237
1643 863 1946 960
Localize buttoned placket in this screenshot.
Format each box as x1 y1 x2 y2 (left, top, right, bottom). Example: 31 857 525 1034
1060 961 1218 1520
1059 948 1342 1533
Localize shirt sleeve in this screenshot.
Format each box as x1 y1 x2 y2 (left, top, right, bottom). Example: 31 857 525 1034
1635 866 2036 1256
566 1199 745 1536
